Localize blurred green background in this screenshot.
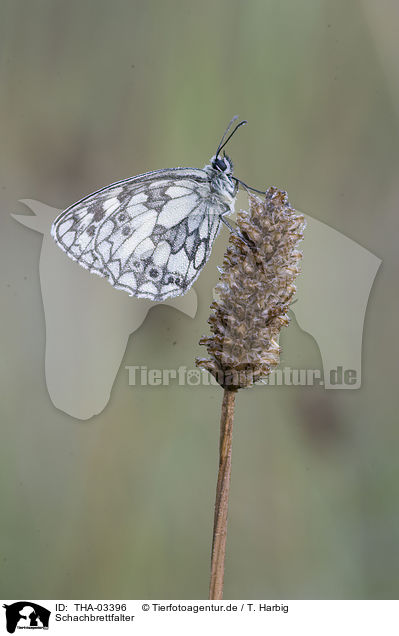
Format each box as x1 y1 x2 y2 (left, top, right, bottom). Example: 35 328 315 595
0 0 397 599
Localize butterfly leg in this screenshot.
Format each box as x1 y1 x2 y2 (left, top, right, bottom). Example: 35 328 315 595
220 213 254 248
220 215 236 233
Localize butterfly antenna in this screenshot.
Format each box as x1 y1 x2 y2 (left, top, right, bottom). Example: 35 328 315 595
215 118 247 159
233 177 266 195
216 116 239 154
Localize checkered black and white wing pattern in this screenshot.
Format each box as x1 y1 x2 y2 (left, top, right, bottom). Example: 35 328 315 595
51 168 232 300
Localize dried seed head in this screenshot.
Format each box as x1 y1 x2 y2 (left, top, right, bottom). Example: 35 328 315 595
196 187 306 390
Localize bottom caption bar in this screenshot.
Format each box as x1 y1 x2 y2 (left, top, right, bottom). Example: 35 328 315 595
0 600 397 634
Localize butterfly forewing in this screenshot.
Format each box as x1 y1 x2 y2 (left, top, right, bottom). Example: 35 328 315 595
52 168 232 300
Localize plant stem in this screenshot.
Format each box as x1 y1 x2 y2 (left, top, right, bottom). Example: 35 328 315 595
209 388 237 600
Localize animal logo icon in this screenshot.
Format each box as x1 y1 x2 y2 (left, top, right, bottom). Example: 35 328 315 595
2 601 50 633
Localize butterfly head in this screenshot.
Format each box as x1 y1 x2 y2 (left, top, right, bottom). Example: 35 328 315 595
211 153 234 176
203 117 247 199
204 152 236 201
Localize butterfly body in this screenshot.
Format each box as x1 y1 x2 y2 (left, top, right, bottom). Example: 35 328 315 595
51 155 238 301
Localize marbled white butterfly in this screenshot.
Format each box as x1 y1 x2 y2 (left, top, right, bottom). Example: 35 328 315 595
51 117 256 301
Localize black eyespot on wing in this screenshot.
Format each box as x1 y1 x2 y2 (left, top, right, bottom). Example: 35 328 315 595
145 264 162 281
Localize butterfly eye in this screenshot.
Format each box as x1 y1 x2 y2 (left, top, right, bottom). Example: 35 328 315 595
213 158 227 172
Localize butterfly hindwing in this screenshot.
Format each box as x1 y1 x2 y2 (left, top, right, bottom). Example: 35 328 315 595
51 168 230 300
52 180 146 274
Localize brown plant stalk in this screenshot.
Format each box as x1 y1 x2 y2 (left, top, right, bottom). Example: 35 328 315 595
209 387 236 599
196 187 306 599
